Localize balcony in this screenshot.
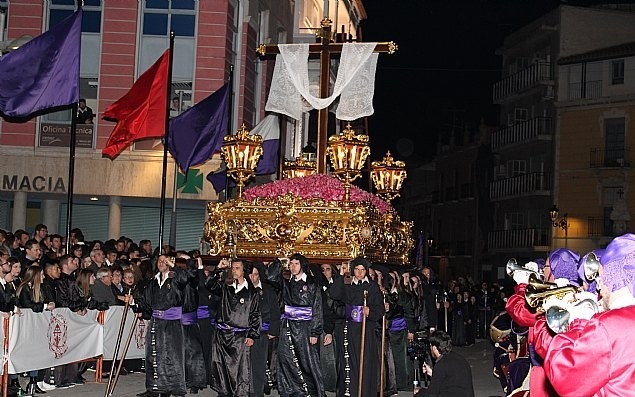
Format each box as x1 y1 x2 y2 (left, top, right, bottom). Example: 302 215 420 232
587 216 622 237
491 117 553 151
460 182 473 199
490 172 552 201
589 147 630 168
488 228 549 251
567 80 602 101
493 61 553 103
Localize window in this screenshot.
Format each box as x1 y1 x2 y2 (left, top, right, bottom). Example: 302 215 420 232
505 212 525 230
514 108 528 124
508 160 526 177
40 0 101 147
140 0 195 81
605 118 625 166
611 59 624 85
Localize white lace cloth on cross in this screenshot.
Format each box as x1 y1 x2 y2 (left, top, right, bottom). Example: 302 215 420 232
265 42 378 121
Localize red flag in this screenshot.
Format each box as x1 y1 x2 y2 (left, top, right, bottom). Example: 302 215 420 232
102 50 170 158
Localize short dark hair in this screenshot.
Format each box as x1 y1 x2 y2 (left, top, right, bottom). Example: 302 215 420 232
79 98 86 104
35 224 47 232
428 330 453 355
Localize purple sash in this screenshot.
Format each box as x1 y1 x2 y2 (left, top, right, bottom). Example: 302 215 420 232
217 322 249 333
261 321 270 332
390 316 407 331
346 304 364 323
181 311 198 325
152 306 182 320
197 306 210 319
281 305 312 321
210 318 216 326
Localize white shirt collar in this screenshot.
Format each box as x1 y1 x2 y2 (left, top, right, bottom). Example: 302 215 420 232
352 276 369 285
254 280 263 289
294 272 307 282
154 272 168 288
233 278 248 293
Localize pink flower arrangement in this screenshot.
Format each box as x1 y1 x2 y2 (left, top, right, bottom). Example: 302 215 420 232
244 174 394 214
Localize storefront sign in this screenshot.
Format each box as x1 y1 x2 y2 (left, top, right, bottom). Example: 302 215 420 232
39 123 94 148
1 175 66 192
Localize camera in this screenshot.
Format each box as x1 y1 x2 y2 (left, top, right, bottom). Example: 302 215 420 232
408 330 433 390
407 331 432 363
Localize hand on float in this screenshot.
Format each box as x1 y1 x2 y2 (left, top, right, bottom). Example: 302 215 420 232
323 334 333 346
309 336 318 345
245 337 254 347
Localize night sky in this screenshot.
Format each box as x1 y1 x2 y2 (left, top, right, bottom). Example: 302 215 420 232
360 0 563 168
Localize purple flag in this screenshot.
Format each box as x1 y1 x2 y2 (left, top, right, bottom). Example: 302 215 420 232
0 10 82 119
168 83 230 174
206 114 280 194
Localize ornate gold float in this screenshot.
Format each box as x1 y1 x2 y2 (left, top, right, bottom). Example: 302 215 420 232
203 124 414 265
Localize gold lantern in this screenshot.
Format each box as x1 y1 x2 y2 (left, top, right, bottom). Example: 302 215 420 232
220 124 263 198
370 151 407 201
283 152 317 179
326 124 370 203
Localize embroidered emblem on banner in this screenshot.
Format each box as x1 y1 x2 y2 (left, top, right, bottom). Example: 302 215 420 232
135 319 147 349
351 309 359 319
47 313 68 359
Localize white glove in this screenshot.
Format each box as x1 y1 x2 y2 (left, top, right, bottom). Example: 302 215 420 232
554 278 571 288
568 298 598 322
513 270 530 285
524 261 539 273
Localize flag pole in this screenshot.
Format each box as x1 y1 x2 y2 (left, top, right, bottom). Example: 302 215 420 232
158 32 175 250
65 102 79 254
223 65 235 202
168 90 184 248
65 0 83 253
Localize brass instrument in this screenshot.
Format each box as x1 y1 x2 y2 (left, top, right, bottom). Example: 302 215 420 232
527 273 557 291
583 252 600 281
525 285 578 310
546 298 599 333
506 258 543 280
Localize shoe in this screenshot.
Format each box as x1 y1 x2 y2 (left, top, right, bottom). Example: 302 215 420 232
37 381 56 391
190 387 199 394
72 378 85 385
119 367 128 376
56 383 75 389
9 378 25 394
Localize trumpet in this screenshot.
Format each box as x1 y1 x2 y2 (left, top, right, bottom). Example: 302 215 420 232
582 252 600 281
506 258 543 280
546 298 599 333
525 276 578 311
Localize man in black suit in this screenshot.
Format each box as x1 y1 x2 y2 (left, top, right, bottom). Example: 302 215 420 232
415 330 474 397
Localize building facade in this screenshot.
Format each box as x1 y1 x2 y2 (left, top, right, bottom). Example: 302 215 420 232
0 0 365 249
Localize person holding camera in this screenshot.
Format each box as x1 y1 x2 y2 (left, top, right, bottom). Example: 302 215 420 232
415 330 474 397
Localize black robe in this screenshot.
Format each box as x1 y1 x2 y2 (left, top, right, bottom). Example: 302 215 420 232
329 277 384 397
250 281 281 397
138 269 188 396
207 273 260 397
277 274 324 397
181 266 207 390
196 269 214 385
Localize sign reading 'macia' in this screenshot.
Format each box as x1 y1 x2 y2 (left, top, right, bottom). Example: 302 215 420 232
1 175 66 193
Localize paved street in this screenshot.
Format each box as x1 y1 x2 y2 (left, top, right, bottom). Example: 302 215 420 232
36 339 503 397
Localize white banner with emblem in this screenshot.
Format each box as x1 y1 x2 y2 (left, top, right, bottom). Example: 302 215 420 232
8 308 103 373
102 305 147 360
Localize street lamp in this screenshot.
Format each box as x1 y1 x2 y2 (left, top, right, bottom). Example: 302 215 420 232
549 205 568 231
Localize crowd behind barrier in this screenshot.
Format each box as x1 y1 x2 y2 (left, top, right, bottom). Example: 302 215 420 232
1 306 141 376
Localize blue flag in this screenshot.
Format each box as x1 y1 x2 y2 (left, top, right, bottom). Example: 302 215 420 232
0 10 82 119
207 114 280 194
168 83 230 174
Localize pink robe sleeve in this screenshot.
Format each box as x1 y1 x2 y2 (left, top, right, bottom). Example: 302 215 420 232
542 318 611 397
505 284 538 327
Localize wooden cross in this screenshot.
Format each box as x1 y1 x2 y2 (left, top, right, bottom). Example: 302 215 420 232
257 18 397 173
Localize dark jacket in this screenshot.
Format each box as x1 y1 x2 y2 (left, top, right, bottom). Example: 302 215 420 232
415 351 475 397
